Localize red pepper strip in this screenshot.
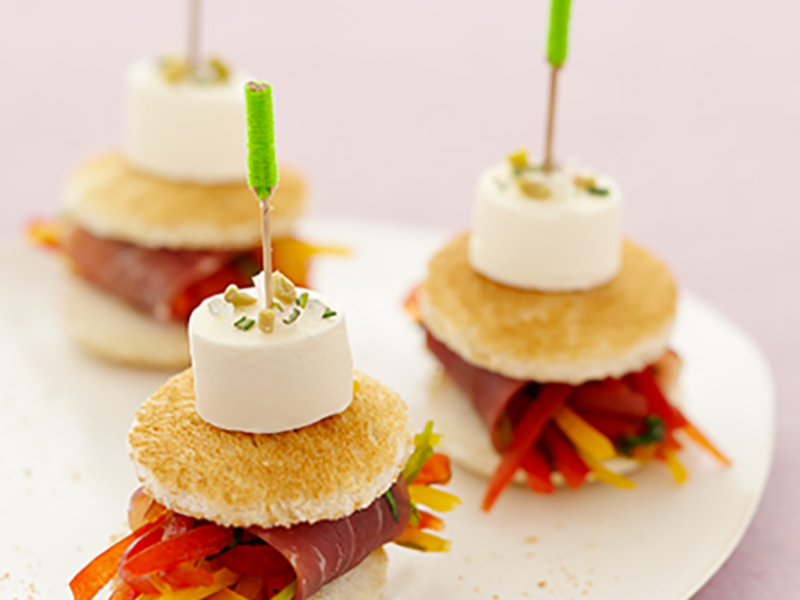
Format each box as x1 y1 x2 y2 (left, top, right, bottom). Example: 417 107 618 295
482 383 572 511
170 262 255 321
221 544 294 578
625 369 687 429
413 453 452 486
120 524 234 582
416 511 446 532
542 424 590 490
162 513 196 539
108 582 138 600
678 416 731 466
520 448 555 494
69 517 165 600
120 527 169 595
568 379 649 418
579 411 642 441
160 563 216 589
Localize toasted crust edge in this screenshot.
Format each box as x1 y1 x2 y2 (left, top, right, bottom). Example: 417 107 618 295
419 234 677 384
129 369 413 529
64 153 307 250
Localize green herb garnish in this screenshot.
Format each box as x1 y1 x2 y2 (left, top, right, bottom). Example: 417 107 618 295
283 307 301 325
384 489 400 524
402 421 439 484
618 415 666 455
296 292 309 308
273 301 284 312
322 308 337 319
588 186 609 196
234 316 256 331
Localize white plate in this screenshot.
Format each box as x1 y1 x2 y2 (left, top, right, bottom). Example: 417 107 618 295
0 217 774 600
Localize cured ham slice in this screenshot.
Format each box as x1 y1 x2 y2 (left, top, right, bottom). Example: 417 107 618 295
251 477 411 600
425 331 528 450
63 226 260 322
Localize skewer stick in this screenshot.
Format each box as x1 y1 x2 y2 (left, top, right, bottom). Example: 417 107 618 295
260 194 274 308
544 0 571 172
187 0 202 73
543 66 560 173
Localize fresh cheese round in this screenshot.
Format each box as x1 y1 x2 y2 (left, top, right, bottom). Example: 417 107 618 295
468 160 622 291
189 275 354 433
123 58 250 183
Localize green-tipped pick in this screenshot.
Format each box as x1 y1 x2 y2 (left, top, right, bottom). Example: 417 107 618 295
547 0 572 68
245 81 279 200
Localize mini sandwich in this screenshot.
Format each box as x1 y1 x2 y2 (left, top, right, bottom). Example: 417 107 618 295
407 151 729 510
31 54 337 369
69 83 457 600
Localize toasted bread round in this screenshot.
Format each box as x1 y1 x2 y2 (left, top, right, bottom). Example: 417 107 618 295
419 233 677 384
65 276 189 370
129 369 413 529
64 152 307 250
311 549 388 600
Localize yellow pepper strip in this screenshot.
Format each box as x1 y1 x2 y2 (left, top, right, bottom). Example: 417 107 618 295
394 528 452 553
553 407 616 461
27 218 63 248
141 568 239 600
270 581 298 600
408 485 461 512
664 447 688 484
579 453 636 489
272 237 350 287
206 588 249 600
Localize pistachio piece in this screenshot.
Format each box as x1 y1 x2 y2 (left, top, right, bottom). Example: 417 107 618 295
573 175 597 190
208 56 230 83
223 284 257 307
160 55 189 83
517 178 552 200
258 308 276 333
508 149 529 172
272 271 297 306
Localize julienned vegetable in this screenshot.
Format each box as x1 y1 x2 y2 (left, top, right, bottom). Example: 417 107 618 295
479 358 730 511
70 423 458 600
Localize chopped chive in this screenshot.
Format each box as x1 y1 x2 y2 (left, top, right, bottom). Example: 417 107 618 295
322 308 337 319
283 307 301 325
296 292 309 308
273 300 284 311
588 186 609 196
234 316 256 331
384 489 400 524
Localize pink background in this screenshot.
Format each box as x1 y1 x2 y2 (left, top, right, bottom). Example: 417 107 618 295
1 1 797 597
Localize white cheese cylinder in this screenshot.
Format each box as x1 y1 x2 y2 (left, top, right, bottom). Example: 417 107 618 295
468 162 622 291
189 282 354 433
123 58 249 183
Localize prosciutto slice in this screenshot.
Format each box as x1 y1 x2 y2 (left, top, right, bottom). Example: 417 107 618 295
426 331 529 450
63 226 256 322
251 477 410 600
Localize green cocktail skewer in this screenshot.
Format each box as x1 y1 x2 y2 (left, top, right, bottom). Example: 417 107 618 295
245 81 280 310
